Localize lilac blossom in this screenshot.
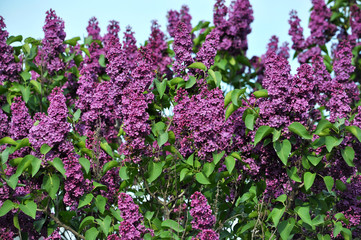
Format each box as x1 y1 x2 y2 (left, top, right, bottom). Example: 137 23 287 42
86 17 101 41
288 10 305 51
173 21 194 75
0 16 21 84
196 29 220 68
37 9 66 75
190 191 216 230
9 97 34 140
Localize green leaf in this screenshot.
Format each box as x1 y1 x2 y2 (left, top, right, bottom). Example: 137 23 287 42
276 194 287 203
278 218 295 240
1 147 10 164
0 200 15 217
335 180 347 191
42 174 60 199
225 156 235 174
231 88 246 107
85 227 99 240
95 195 106 214
240 220 256 233
79 157 90 174
341 146 355 167
245 113 255 130
202 162 215 177
64 36 80 46
213 151 225 165
254 126 274 146
345 125 361 142
325 136 343 152
119 166 129 180
188 62 207 71
155 79 167 98
180 168 189 181
195 172 211 185
31 156 41 177
152 122 165 136
332 221 342 237
15 155 32 177
288 122 312 139
19 200 37 219
273 140 291 165
185 75 197 89
314 119 332 135
161 219 184 232
20 71 31 81
169 77 184 86
287 167 302 183
304 172 316 191
272 129 281 142
145 211 154 221
6 35 22 45
7 175 18 190
13 214 20 230
253 89 268 98
51 158 66 178
97 215 111 235
13 138 30 152
0 137 17 145
79 216 95 232
40 143 52 155
100 141 114 158
30 80 42 93
341 228 352 240
307 155 323 166
323 176 334 192
296 205 313 227
147 161 163 183
73 109 81 122
102 160 119 174
225 103 239 120
270 206 285 226
78 193 94 209
157 131 168 147
93 182 107 191
98 54 106 67
224 90 232 108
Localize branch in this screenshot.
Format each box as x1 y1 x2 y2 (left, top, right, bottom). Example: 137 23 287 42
48 212 85 240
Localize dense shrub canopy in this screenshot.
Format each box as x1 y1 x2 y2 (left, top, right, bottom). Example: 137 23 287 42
0 0 361 239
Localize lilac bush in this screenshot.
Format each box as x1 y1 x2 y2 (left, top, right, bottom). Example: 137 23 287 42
0 0 361 239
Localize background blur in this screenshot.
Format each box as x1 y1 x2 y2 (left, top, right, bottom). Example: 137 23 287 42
0 0 312 71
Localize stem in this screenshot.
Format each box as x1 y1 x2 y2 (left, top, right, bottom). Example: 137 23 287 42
48 212 85 240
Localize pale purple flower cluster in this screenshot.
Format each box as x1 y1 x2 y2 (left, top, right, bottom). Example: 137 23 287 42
29 87 70 151
213 0 253 55
190 191 216 230
0 16 21 84
350 4 361 45
103 20 120 51
117 193 153 239
196 29 220 68
38 9 66 74
63 154 92 209
173 21 194 75
213 0 228 27
119 55 154 163
146 20 171 76
288 10 305 51
10 97 34 140
173 86 231 161
86 17 101 41
167 5 192 38
122 26 138 71
193 229 219 240
307 0 336 46
0 108 9 139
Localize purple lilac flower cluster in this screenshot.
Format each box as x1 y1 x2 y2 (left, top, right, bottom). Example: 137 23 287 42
0 16 21 84
117 193 153 239
213 0 253 55
36 9 66 75
173 86 231 161
190 191 218 239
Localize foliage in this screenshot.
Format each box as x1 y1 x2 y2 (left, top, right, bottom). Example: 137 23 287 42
0 0 361 239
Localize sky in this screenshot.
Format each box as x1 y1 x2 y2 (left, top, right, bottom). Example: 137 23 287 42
0 0 312 71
